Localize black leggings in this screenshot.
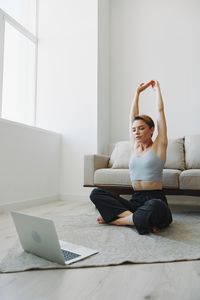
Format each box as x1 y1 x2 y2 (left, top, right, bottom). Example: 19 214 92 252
90 188 169 224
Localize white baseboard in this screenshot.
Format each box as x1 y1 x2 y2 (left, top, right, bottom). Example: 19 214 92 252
1 194 199 214
0 195 60 214
60 194 89 202
2 194 198 214
60 194 200 206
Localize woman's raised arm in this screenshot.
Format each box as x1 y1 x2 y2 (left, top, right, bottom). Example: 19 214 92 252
153 81 168 146
129 81 154 142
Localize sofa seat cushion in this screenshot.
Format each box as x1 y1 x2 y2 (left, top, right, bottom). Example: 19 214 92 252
94 168 181 189
180 170 200 190
162 169 181 189
94 169 131 186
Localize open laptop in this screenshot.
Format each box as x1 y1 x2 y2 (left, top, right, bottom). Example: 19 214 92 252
11 211 98 265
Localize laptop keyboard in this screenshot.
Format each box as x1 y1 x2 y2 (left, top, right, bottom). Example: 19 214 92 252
62 249 81 261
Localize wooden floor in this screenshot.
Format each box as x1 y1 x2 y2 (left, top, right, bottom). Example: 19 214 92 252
0 200 200 300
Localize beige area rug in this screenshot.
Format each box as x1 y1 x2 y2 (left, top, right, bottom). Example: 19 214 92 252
0 208 200 273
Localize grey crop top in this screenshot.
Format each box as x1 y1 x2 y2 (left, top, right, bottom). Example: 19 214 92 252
129 148 165 182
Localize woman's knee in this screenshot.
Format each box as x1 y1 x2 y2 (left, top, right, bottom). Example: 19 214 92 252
133 199 172 234
147 199 173 229
89 188 103 203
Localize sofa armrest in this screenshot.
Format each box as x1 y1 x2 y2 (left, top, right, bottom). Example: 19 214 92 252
84 154 110 186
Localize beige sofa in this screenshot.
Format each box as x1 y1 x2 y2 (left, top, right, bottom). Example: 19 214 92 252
84 135 200 196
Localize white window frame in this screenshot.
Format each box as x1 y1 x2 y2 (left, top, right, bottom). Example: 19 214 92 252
0 6 38 126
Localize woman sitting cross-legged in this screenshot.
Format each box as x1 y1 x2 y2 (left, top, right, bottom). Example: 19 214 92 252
90 80 172 234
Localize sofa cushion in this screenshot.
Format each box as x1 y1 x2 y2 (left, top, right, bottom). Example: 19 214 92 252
108 141 131 169
94 168 181 189
164 138 185 171
185 135 200 169
180 170 200 189
108 138 185 170
94 168 131 186
162 169 181 189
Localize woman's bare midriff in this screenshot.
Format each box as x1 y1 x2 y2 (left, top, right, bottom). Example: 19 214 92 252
132 180 162 191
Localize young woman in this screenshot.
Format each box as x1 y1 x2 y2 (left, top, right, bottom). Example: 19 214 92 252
90 80 172 234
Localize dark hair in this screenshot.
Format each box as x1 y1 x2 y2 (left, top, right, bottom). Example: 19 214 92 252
132 114 155 129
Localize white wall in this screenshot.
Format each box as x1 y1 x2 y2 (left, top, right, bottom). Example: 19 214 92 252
0 119 61 209
97 0 110 154
110 0 200 142
35 0 200 202
36 0 98 200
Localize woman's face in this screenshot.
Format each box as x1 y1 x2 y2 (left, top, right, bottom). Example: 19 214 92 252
132 119 154 143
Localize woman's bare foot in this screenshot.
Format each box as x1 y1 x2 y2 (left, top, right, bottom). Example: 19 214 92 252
110 214 134 226
151 227 160 233
97 216 105 224
97 211 134 226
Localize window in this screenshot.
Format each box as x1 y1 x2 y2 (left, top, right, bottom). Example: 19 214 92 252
0 0 36 34
0 3 37 126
